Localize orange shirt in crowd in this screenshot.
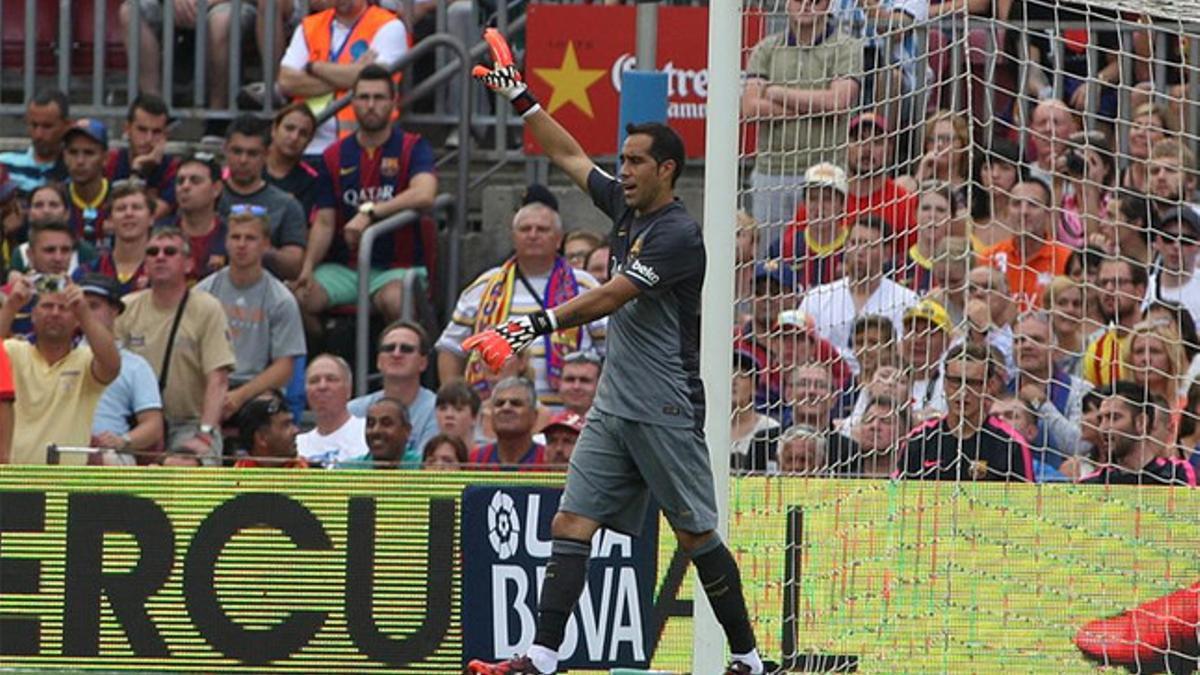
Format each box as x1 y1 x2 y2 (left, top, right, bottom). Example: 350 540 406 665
980 237 1073 311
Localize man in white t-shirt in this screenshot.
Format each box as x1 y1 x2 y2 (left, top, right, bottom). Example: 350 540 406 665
296 353 367 466
277 0 410 156
799 214 918 373
1145 205 1200 325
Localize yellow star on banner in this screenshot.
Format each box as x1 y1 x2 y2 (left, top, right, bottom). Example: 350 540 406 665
533 41 606 118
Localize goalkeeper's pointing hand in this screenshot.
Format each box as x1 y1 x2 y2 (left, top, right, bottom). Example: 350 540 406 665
472 28 541 117
463 311 557 372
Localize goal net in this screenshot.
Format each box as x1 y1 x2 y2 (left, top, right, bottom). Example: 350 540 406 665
718 0 1200 672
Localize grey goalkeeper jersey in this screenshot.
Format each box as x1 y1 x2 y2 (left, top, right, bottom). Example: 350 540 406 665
586 168 706 430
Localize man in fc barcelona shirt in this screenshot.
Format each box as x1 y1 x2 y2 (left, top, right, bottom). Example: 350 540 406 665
105 94 179 220
296 64 438 325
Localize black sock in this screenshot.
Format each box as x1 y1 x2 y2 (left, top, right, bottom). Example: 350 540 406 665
692 537 757 654
533 537 591 650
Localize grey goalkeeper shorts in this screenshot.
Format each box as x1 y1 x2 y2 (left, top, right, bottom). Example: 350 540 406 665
560 409 718 537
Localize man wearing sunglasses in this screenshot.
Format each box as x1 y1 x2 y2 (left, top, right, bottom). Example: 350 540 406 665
196 207 306 424
115 228 236 463
346 320 437 468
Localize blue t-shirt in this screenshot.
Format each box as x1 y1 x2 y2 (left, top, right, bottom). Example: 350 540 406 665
92 349 163 436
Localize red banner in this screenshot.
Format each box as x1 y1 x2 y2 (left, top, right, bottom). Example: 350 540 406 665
524 4 717 158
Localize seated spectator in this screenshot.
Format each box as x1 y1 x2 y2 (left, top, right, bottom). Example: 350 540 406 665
346 320 438 466
1147 138 1197 214
969 137 1024 252
0 89 69 196
438 202 606 406
9 183 97 275
264 103 319 216
63 120 113 248
898 343 1034 482
0 221 91 337
1058 130 1116 249
1146 207 1200 325
585 244 610 283
735 262 796 385
195 205 306 422
731 351 781 473
980 178 1072 311
563 230 604 270
1080 382 1195 486
840 395 909 477
776 425 828 475
926 235 974 326
115 228 236 461
897 110 971 196
233 393 307 468
217 116 308 280
435 380 482 449
1042 276 1090 376
160 152 227 279
423 433 469 471
296 66 438 324
1011 313 1092 459
93 179 153 296
1084 256 1148 388
296 354 368 467
543 411 586 467
277 0 410 156
1119 320 1188 411
898 181 957 292
1059 386 1108 481
1098 192 1156 267
1119 102 1172 194
900 298 954 420
83 274 164 464
468 377 546 471
800 214 919 371
989 394 1067 482
106 94 178 219
349 397 413 469
558 349 602 417
4 279 120 464
772 163 849 289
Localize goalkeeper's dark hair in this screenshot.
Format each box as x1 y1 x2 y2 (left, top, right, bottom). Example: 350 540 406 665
355 63 397 97
626 122 685 187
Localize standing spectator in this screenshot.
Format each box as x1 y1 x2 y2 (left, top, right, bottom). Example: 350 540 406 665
1145 206 1200 325
741 0 862 240
106 94 178 220
0 221 90 337
799 214 919 370
162 152 228 279
731 351 780 473
278 0 411 156
4 279 120 464
296 354 368 466
0 89 70 196
563 230 604 270
435 380 483 450
233 394 307 468
980 179 1072 311
898 343 1034 482
346 320 438 467
543 411 586 467
437 202 606 405
63 119 113 249
772 162 849 288
558 350 602 417
93 179 153 296
216 116 308 280
1084 257 1148 388
295 66 438 324
1147 138 1197 212
83 273 164 464
195 206 306 422
1011 313 1093 458
264 103 319 216
423 433 469 470
344 397 412 469
1080 382 1195 485
467 377 546 471
114 228 236 460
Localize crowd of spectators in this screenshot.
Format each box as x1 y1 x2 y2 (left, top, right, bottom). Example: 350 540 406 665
0 0 1197 486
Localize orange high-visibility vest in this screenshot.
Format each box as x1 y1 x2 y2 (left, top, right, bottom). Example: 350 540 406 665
300 6 402 139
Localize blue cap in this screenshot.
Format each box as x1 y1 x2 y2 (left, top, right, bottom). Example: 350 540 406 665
752 259 796 291
64 118 109 149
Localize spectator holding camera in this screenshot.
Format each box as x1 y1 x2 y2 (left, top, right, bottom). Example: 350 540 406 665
1058 131 1116 249
4 278 120 464
0 220 90 337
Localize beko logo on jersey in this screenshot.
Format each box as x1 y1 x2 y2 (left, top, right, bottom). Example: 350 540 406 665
342 185 396 207
628 259 660 286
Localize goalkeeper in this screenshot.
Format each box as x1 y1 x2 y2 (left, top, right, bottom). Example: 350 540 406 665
465 30 768 675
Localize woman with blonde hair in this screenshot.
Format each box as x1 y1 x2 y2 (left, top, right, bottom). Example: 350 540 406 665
1042 275 1095 376
1119 319 1189 413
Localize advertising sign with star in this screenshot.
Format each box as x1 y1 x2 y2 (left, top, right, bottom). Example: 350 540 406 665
524 4 760 158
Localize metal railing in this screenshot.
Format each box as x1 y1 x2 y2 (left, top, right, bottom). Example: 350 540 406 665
354 192 457 396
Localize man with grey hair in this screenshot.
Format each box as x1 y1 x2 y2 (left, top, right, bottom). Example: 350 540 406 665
468 376 545 470
437 201 607 406
1010 312 1092 458
296 353 368 467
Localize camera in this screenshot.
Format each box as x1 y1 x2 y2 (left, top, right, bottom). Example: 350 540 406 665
33 274 68 294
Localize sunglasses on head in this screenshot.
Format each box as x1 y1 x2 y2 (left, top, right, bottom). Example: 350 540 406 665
564 350 602 365
112 177 147 191
380 341 420 355
146 245 181 257
230 203 269 217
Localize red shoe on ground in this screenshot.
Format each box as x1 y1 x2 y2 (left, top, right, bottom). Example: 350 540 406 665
1075 582 1200 671
465 656 547 675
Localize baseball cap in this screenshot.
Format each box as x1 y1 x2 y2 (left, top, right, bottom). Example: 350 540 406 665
543 411 585 435
64 118 109 149
752 259 796 291
904 298 952 335
803 162 848 195
238 395 288 451
78 273 126 314
522 183 559 212
1158 206 1200 239
776 308 817 333
849 112 890 135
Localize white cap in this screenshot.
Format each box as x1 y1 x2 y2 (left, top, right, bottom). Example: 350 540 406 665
803 162 848 195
